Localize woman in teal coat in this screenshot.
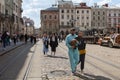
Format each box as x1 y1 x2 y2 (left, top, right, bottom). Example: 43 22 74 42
65 28 79 74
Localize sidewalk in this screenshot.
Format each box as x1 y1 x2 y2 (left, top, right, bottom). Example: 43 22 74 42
0 41 24 56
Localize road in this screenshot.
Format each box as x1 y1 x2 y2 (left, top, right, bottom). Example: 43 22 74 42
0 40 120 80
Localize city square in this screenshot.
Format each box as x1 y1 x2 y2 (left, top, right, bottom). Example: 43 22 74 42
0 0 120 80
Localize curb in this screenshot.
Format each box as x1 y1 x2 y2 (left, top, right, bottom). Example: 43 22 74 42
0 43 24 56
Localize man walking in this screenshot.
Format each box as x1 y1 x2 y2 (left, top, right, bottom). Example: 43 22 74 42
75 31 86 74
65 28 79 75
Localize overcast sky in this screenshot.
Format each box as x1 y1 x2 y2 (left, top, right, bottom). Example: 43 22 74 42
22 0 120 28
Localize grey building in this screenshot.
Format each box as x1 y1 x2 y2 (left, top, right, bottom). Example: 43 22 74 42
91 6 107 34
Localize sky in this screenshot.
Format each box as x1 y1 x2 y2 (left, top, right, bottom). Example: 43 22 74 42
22 0 120 28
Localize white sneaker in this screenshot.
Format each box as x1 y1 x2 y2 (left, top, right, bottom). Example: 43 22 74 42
81 70 84 75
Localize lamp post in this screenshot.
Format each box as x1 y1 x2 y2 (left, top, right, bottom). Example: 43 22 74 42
69 19 76 28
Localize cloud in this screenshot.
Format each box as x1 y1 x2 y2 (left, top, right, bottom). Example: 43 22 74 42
97 0 111 5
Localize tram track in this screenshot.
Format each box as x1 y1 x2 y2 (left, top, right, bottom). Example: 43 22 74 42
0 43 36 80
0 44 32 76
23 44 37 80
59 44 120 80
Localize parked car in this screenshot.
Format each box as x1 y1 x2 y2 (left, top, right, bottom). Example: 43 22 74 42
100 33 120 48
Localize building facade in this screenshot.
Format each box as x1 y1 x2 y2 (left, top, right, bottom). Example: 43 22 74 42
4 0 14 34
41 7 59 34
91 5 108 34
0 0 5 33
107 8 120 33
13 0 23 34
23 16 35 35
75 3 91 31
58 1 75 32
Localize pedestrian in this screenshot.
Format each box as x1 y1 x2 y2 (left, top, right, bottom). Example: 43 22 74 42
13 33 17 45
0 33 2 47
42 33 49 55
33 36 37 44
50 33 58 56
6 32 11 46
25 34 28 44
75 31 86 74
1 31 7 50
30 35 33 43
65 28 79 75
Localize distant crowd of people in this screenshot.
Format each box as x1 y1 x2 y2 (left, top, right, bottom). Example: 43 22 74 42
0 31 37 50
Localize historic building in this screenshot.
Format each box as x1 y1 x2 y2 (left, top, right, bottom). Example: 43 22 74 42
13 0 23 34
91 4 108 34
0 0 23 35
107 8 120 33
41 7 59 34
58 0 75 32
75 3 91 31
40 0 120 34
0 0 5 33
23 16 35 35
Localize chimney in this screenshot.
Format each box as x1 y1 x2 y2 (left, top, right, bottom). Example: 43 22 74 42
105 4 108 7
80 3 87 7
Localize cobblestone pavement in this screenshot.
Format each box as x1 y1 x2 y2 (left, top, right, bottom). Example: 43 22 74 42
27 40 120 80
0 40 120 80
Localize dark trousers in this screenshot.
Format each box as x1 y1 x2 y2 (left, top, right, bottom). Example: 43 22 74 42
79 54 85 70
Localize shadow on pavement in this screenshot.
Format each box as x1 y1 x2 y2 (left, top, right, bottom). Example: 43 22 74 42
0 43 36 80
74 72 112 80
46 55 68 60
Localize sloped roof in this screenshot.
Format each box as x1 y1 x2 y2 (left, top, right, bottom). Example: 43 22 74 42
45 7 58 11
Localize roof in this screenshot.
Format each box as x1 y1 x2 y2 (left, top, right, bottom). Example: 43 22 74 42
45 7 58 11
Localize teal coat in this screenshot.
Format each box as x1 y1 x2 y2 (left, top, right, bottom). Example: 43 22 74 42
65 34 79 72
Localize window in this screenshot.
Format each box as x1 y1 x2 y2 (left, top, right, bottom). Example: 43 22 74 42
67 10 69 13
71 10 74 13
61 15 64 19
93 12 95 15
44 15 47 19
49 15 52 19
87 17 89 19
87 10 89 13
98 23 100 26
49 23 52 28
118 19 120 23
109 14 111 16
55 15 57 19
61 10 64 13
67 22 69 25
114 18 116 23
93 17 95 20
109 18 111 22
82 10 84 14
87 23 89 26
119 14 120 17
103 17 105 20
77 10 79 14
114 13 116 16
77 16 79 20
71 15 73 19
98 16 100 20
98 11 100 15
103 12 105 15
82 16 84 19
82 23 84 26
67 15 69 19
61 22 64 25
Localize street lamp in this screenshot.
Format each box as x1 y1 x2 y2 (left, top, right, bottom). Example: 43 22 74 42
69 19 76 28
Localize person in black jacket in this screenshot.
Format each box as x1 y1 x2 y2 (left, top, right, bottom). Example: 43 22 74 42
50 33 58 56
75 31 86 74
